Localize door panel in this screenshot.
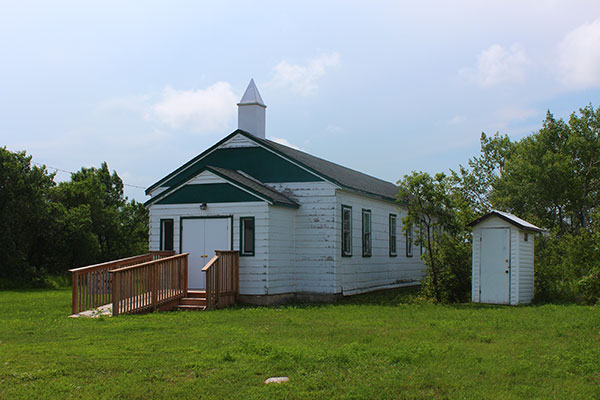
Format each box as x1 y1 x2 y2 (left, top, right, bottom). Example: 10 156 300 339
181 218 231 290
204 218 230 260
181 219 206 289
480 228 510 304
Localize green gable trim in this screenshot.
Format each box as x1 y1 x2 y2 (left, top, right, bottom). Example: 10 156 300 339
146 130 323 195
145 165 300 208
156 183 262 205
162 147 321 190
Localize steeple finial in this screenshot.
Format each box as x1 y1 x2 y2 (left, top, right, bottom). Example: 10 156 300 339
237 79 267 138
238 79 266 107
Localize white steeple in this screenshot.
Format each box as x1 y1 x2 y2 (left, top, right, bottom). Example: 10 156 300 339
237 79 267 138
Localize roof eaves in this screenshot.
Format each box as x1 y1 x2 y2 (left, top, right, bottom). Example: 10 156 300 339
337 186 399 204
258 137 401 202
468 211 543 232
144 164 271 207
145 130 243 195
145 164 300 209
206 166 299 208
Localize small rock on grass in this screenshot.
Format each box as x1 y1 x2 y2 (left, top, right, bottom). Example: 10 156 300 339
264 377 289 384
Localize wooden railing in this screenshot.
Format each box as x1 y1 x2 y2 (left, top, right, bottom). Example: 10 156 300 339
69 251 175 315
110 253 189 316
203 250 239 310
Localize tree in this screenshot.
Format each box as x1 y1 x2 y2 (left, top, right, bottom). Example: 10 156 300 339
0 147 149 287
452 132 513 214
396 171 473 302
0 148 57 283
52 162 148 267
494 106 600 234
119 200 149 256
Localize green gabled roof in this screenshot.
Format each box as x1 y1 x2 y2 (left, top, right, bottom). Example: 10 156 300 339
146 129 400 203
145 165 299 208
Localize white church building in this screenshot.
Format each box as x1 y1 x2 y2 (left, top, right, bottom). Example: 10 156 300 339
145 80 425 303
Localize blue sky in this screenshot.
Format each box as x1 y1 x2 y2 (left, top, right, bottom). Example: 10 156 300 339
2 1 600 201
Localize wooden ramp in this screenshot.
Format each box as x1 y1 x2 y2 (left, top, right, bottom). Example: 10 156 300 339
69 290 208 318
69 251 238 317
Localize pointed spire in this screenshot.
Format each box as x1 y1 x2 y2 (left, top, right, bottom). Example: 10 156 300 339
237 79 267 138
238 79 266 107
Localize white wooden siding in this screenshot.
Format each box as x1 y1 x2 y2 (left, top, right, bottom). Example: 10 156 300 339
267 206 296 294
220 133 260 148
510 227 519 305
188 170 227 184
471 229 481 302
149 202 269 295
336 191 425 295
268 182 338 294
518 231 535 303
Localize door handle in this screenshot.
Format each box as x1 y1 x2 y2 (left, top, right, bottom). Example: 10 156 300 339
505 270 509 274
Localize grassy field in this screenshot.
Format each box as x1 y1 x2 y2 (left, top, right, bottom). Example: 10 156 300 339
0 289 599 399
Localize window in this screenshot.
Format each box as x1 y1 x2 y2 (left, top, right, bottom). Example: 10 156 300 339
406 224 413 257
240 217 255 256
524 233 528 242
419 223 424 256
389 214 397 256
362 209 372 257
342 205 352 257
160 219 174 251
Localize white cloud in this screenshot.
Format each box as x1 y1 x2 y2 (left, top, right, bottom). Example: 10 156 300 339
557 17 600 89
96 95 150 114
269 52 340 95
461 44 529 87
446 115 466 125
494 107 538 122
151 81 237 132
270 137 302 150
326 124 344 133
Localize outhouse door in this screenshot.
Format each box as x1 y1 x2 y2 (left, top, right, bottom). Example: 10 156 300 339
181 218 231 290
480 228 510 304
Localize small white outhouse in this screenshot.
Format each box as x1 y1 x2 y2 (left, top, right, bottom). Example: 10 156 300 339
469 210 543 305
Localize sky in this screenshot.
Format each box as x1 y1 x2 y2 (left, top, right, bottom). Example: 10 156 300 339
2 1 600 201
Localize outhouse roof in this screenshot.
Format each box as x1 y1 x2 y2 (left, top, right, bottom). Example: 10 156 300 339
468 210 543 232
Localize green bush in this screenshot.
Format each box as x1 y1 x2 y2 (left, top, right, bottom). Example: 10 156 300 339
534 224 600 304
421 233 472 303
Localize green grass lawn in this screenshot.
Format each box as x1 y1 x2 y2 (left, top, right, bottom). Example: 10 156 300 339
0 289 599 399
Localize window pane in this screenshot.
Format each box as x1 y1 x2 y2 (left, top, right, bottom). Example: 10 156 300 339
342 207 352 256
161 220 174 251
389 215 396 255
406 225 413 257
242 218 254 254
362 210 371 256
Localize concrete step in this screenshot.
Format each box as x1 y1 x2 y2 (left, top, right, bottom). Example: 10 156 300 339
179 297 207 306
173 304 207 311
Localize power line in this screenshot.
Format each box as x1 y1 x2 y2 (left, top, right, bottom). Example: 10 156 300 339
32 161 148 190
